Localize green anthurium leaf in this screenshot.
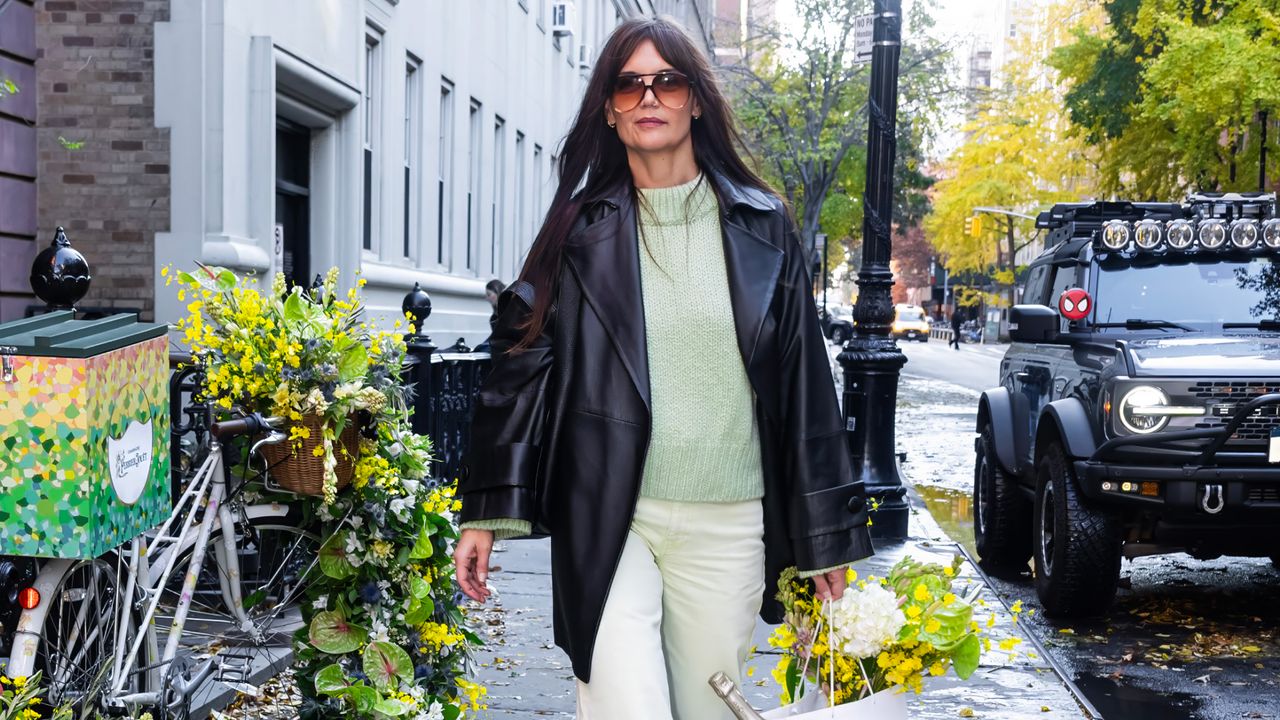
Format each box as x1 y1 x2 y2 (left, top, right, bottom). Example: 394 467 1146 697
784 656 802 702
410 575 430 600
319 532 357 580
314 663 349 695
309 610 367 654
347 684 380 714
373 697 412 717
176 270 196 286
409 526 434 560
363 641 414 691
951 633 981 679
442 704 462 720
404 596 435 627
918 602 973 650
284 292 306 323
338 343 369 382
216 269 238 292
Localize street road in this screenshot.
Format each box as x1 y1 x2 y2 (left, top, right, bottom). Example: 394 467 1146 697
893 337 1280 720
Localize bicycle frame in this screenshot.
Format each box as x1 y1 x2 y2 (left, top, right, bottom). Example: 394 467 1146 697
7 437 263 710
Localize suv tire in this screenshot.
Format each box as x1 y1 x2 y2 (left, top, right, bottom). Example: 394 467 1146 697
831 326 847 344
974 426 1031 571
1033 442 1122 617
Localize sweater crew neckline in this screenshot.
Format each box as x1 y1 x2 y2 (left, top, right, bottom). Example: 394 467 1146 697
637 174 718 227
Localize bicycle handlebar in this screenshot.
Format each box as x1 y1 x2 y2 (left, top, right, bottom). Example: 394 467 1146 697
210 413 282 441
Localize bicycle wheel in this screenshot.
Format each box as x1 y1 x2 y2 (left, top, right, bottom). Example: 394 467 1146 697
158 509 319 647
33 554 150 710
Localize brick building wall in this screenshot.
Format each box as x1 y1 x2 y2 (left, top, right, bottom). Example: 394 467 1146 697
35 0 170 321
0 0 38 322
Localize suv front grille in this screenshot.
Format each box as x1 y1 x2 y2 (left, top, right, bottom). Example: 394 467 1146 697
1189 381 1280 444
1247 486 1280 504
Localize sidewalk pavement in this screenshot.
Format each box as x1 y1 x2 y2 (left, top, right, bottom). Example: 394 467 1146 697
464 489 1093 720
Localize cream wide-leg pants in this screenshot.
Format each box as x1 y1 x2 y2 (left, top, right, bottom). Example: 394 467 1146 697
575 495 766 720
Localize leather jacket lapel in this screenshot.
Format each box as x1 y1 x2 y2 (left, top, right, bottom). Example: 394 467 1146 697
563 194 652 412
721 213 784 373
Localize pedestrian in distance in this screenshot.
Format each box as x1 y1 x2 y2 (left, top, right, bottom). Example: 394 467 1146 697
451 16 873 720
484 278 507 336
950 307 963 350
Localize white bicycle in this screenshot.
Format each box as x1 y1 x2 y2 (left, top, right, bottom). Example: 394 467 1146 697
5 412 320 719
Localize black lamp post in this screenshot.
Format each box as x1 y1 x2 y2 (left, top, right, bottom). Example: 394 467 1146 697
838 0 909 539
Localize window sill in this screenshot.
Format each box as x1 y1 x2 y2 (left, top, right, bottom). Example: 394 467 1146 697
361 261 487 298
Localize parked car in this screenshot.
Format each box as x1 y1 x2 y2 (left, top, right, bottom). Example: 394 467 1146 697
819 303 854 344
973 192 1280 618
892 304 930 342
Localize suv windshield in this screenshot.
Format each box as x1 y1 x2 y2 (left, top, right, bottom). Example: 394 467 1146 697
1093 256 1280 328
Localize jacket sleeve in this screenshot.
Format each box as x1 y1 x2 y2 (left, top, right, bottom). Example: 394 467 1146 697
457 281 553 530
775 212 874 572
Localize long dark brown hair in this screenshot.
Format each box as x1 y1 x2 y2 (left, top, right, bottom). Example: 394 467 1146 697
514 15 776 350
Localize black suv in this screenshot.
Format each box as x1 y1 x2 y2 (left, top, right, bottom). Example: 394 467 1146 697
973 192 1280 617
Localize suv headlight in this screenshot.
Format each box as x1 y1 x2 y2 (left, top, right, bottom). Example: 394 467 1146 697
1116 385 1204 434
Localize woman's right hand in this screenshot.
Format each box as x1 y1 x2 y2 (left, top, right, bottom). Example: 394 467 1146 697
453 528 495 603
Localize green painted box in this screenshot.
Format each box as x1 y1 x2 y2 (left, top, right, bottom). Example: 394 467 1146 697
0 311 171 559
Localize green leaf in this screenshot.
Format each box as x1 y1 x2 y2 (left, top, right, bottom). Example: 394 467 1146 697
347 684 380 714
784 655 802 703
338 343 369 382
410 575 430 600
404 596 435 627
442 704 462 720
345 685 378 714
951 634 981 680
918 602 973 651
319 532 357 580
241 588 267 610
362 641 414 691
314 663 349 695
176 270 196 286
408 526 434 560
373 697 412 717
216 269 238 292
284 292 306 323
309 610 367 654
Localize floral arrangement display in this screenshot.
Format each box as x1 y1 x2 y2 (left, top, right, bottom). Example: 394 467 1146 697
171 266 486 720
0 673 66 720
767 554 1019 709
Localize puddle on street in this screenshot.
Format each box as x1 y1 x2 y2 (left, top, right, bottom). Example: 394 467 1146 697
1073 675 1202 719
914 484 978 559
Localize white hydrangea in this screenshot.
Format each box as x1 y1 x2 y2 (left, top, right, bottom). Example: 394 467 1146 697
829 583 906 660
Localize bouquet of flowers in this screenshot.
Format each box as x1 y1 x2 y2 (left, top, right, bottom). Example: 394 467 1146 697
170 267 486 718
171 265 388 502
766 555 1006 715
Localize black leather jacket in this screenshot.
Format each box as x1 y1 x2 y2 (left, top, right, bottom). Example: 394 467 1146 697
459 172 873 682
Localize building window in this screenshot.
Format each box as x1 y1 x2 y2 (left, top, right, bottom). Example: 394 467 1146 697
403 57 421 261
438 79 454 266
491 117 505 276
515 131 526 267
468 100 483 272
363 30 382 252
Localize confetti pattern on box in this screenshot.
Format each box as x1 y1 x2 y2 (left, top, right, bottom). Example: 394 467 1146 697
0 336 171 558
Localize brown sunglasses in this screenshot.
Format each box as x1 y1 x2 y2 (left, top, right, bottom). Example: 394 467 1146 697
611 71 695 113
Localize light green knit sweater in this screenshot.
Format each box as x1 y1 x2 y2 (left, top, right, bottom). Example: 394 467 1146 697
633 175 765 502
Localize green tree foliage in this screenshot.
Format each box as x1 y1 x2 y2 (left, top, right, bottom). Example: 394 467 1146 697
723 0 954 273
1052 0 1280 198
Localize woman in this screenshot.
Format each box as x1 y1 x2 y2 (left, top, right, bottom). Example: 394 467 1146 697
453 16 872 720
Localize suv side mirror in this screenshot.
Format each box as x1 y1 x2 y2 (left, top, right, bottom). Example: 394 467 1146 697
1009 304 1059 343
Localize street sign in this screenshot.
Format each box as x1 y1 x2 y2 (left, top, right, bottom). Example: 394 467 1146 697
854 12 875 64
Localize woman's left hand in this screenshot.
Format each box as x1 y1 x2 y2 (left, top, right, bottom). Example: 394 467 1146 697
812 567 849 602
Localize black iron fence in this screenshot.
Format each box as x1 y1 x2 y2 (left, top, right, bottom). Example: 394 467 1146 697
400 335 491 484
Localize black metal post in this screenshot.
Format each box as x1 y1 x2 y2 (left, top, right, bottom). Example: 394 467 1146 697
821 233 829 312
837 0 909 539
402 282 438 439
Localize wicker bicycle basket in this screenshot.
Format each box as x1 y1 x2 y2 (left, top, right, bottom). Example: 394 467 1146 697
259 413 360 496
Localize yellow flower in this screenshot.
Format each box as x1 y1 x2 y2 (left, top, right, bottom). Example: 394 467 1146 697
942 593 957 606
925 618 941 634
913 583 931 602
905 605 922 619
943 566 955 577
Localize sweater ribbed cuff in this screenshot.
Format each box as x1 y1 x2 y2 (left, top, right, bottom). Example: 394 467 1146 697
798 563 848 580
459 518 533 541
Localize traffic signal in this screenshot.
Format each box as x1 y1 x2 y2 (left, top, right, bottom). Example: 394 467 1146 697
968 214 983 237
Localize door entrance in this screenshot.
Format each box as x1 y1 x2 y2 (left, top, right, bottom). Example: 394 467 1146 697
275 119 311 289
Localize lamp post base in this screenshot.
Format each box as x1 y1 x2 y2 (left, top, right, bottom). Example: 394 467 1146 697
838 334 910 539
